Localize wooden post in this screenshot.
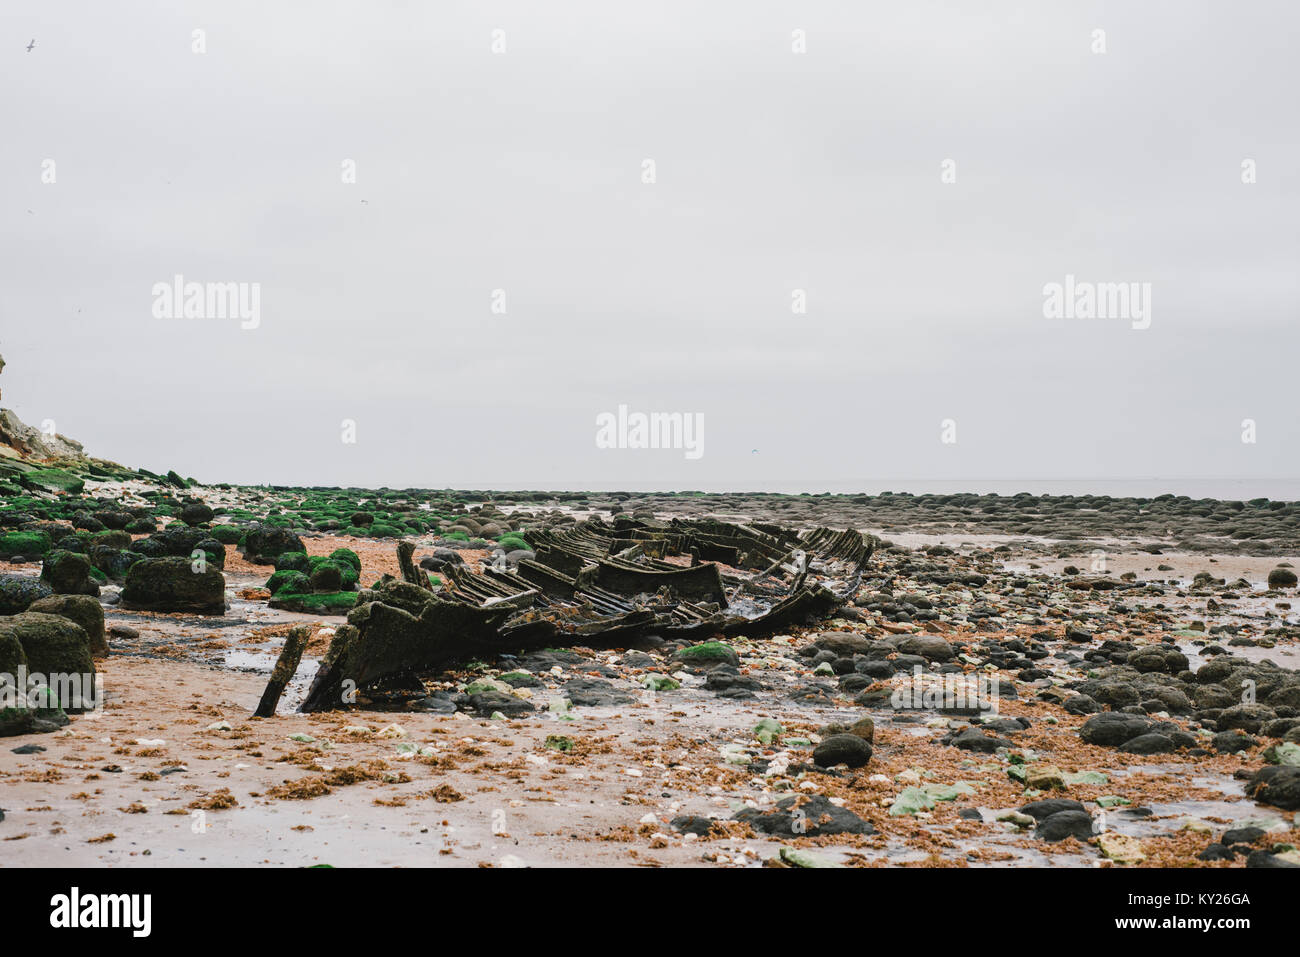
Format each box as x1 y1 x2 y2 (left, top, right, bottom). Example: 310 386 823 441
254 624 312 718
397 540 430 589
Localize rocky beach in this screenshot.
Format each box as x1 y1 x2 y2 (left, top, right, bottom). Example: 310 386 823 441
3 377 1299 868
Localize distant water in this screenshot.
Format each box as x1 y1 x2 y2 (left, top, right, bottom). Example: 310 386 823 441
516 479 1300 501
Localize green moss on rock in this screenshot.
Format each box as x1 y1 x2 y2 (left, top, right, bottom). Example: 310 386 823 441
0 530 52 560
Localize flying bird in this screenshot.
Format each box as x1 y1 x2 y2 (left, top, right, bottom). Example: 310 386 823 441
27 39 35 52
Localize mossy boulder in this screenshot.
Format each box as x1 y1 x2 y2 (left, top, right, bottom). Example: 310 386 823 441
266 569 310 596
1268 567 1299 589
329 548 361 573
0 625 27 675
193 539 226 571
87 545 142 582
209 524 243 544
308 556 359 591
240 525 305 565
39 550 100 596
497 533 529 552
97 511 133 530
267 591 358 615
0 574 54 615
91 529 132 551
672 641 740 667
180 503 215 525
274 552 312 573
0 530 52 560
148 525 215 557
0 612 95 702
121 557 225 614
20 469 85 495
27 594 108 657
310 563 343 593
71 512 106 533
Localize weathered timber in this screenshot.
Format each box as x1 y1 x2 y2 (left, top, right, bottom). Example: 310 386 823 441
253 623 312 718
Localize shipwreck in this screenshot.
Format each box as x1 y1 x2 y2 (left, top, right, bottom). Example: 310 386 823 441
274 515 874 715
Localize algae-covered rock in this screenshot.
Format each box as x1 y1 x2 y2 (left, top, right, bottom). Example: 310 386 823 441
0 625 27 675
87 545 141 582
310 563 343 593
209 525 243 544
20 469 85 495
180 503 214 525
275 552 312 573
672 641 739 667
240 525 305 565
329 548 361 572
27 593 108 657
121 557 225 614
267 591 357 616
0 574 53 614
0 530 52 560
0 612 95 709
40 550 100 596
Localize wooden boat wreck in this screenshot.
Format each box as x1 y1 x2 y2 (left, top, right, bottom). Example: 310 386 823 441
291 516 874 713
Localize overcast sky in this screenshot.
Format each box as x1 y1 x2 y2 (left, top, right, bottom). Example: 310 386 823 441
3 1 1297 494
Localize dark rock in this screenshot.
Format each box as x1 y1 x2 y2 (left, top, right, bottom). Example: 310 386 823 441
467 690 534 717
240 526 305 565
1079 712 1153 747
560 678 635 708
1198 843 1237 861
1246 849 1300 868
945 727 1012 753
310 564 343 593
1119 733 1176 755
1244 765 1300 810
813 631 872 657
0 612 95 710
1211 730 1257 753
1217 704 1276 734
180 503 214 525
39 551 99 597
1037 809 1095 842
1267 568 1298 588
896 634 955 662
1221 826 1265 846
670 815 719 837
26 594 107 657
734 794 875 837
0 575 53 615
121 557 225 614
1064 694 1102 715
812 733 872 768
1019 798 1087 821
